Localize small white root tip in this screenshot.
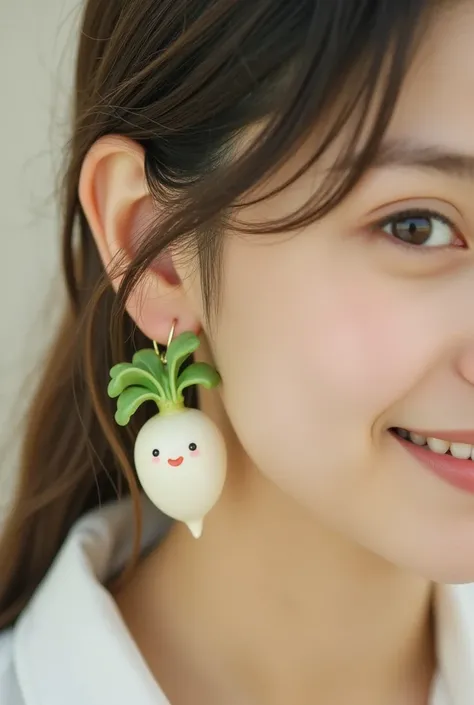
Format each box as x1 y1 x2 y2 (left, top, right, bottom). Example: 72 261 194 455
186 519 203 539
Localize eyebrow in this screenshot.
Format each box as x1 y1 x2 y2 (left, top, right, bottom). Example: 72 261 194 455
365 139 474 180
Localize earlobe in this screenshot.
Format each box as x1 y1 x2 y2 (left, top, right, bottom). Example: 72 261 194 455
78 135 201 342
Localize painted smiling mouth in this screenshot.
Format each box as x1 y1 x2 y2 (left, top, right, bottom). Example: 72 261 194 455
391 428 474 462
168 456 184 467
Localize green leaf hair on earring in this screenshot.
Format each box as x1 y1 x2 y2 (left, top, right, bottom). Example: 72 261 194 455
107 332 221 425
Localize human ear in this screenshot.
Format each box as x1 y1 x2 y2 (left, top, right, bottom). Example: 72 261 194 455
78 135 200 342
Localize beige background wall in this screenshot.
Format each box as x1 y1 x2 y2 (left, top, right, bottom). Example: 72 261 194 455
0 1 81 505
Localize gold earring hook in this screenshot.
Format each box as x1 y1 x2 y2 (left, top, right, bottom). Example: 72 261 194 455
153 319 177 364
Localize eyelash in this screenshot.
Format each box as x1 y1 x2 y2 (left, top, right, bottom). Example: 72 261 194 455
371 208 466 253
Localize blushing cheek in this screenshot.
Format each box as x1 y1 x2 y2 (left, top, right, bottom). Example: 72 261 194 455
152 457 161 464
314 293 419 405
190 449 200 458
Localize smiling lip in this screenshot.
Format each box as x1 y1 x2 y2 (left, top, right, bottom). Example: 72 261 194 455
168 457 184 467
405 429 474 444
391 431 474 494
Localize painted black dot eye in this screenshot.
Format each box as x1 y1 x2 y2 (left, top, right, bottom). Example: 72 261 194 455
152 449 160 457
189 443 197 451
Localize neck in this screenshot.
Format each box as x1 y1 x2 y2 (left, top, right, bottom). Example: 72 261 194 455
115 462 435 705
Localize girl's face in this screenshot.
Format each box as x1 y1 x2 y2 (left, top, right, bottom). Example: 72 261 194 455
181 4 474 583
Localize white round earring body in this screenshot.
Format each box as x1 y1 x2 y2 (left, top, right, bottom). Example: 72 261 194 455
134 408 227 538
107 330 227 538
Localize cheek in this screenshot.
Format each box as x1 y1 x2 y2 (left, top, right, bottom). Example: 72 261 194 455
214 238 441 504
309 289 417 410
189 449 201 458
218 253 420 436
309 278 447 419
152 457 161 464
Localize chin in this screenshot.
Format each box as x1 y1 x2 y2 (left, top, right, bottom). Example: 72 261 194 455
357 517 474 585
391 543 474 585
424 561 474 586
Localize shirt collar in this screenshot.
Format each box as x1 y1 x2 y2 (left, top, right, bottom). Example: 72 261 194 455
434 580 474 704
13 497 474 705
14 497 171 705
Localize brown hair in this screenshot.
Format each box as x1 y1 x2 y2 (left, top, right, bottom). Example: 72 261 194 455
0 0 433 628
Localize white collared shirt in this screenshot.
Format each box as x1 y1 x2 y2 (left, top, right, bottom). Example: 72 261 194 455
0 497 473 705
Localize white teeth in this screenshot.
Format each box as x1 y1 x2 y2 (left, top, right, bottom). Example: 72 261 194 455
427 437 450 454
449 442 472 459
410 432 427 446
398 428 474 460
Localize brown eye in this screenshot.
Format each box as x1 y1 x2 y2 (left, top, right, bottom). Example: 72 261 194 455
189 443 197 451
390 215 431 245
380 210 460 248
152 449 160 457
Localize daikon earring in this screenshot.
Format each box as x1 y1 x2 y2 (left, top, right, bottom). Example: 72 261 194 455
107 321 227 538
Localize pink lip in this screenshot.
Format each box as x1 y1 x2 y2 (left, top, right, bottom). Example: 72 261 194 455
405 429 474 445
392 431 474 494
168 456 184 467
